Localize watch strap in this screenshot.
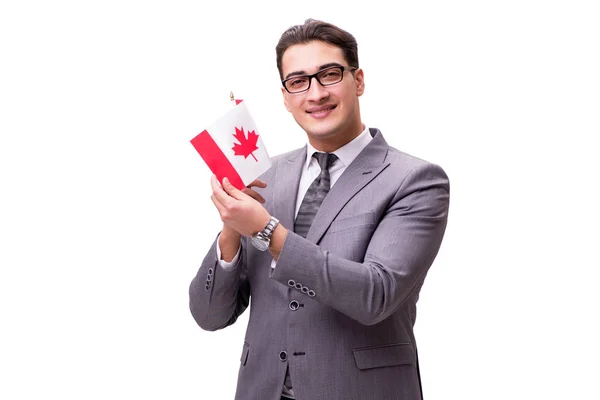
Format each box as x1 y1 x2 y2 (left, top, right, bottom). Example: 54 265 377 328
257 216 279 241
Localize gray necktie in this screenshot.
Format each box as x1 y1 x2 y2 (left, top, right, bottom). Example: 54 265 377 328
294 152 338 238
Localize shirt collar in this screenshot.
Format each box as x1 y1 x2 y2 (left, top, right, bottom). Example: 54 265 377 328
304 125 373 171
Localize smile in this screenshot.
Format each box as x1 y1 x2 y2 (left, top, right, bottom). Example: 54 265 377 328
306 105 337 116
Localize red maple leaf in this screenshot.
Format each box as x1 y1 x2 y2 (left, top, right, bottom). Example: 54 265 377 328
232 126 259 162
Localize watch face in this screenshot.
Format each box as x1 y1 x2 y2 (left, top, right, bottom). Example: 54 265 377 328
251 236 269 251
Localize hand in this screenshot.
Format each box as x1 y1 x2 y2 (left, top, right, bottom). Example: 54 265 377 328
211 176 271 237
240 179 267 204
220 178 267 237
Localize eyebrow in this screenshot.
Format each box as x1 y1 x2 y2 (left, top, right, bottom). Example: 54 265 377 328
284 62 344 80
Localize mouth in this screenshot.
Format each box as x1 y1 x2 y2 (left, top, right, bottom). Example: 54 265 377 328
306 105 337 117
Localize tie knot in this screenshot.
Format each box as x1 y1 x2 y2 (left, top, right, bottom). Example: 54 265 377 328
312 152 338 171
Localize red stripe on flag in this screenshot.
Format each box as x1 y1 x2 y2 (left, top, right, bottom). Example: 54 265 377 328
190 130 246 190
235 99 243 105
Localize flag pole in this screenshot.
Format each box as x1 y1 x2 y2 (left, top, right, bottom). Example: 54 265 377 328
230 91 242 106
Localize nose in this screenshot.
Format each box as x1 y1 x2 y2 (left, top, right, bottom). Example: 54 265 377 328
306 76 329 102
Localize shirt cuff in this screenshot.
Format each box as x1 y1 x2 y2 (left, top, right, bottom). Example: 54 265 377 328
215 233 241 271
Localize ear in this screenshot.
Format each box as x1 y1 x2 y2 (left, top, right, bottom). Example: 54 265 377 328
354 68 365 96
282 86 292 112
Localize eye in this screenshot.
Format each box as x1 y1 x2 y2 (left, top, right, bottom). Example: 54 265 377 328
289 77 308 87
319 68 342 82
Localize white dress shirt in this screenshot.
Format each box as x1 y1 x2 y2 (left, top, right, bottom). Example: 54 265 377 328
215 125 372 270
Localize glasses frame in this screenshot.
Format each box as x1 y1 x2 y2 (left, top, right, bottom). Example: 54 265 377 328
281 65 358 94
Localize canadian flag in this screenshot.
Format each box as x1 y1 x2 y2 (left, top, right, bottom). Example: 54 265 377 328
191 101 272 190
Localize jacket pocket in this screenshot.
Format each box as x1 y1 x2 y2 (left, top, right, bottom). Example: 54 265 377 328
352 342 415 370
240 342 250 366
327 211 379 234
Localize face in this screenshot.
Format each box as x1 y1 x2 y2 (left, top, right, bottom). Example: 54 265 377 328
281 40 365 152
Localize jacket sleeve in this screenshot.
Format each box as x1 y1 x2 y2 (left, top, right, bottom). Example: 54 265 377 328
189 235 250 331
270 163 450 326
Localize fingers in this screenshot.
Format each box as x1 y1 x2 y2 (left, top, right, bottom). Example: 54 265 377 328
243 188 265 203
244 179 267 203
210 194 224 214
246 179 267 189
210 174 222 191
211 181 234 224
211 175 231 206
212 176 266 203
222 177 246 200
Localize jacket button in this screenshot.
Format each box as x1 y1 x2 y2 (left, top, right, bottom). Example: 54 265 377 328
308 290 316 297
279 351 287 361
289 300 299 311
287 279 295 287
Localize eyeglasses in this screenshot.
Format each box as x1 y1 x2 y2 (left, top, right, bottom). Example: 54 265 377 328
282 65 357 94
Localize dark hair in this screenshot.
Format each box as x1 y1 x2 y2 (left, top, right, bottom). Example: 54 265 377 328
275 19 359 80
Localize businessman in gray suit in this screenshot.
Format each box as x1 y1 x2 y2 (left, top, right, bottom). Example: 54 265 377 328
189 19 450 400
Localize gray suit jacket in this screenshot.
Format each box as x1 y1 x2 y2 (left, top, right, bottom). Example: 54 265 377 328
189 129 450 400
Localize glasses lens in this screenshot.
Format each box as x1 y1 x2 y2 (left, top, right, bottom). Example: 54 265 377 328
317 67 343 85
286 76 310 93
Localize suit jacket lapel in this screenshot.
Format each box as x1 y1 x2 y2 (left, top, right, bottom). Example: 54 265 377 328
272 147 306 232
306 129 391 244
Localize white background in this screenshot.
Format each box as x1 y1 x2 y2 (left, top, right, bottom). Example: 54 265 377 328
1 1 599 399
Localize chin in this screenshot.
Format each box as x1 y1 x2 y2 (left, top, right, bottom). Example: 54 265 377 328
302 120 344 140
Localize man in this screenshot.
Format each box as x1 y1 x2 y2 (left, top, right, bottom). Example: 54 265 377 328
189 18 450 400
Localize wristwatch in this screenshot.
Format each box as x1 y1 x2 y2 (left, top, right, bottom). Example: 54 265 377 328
251 216 279 251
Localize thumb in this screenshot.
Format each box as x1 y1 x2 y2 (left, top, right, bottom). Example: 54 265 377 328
222 177 246 200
